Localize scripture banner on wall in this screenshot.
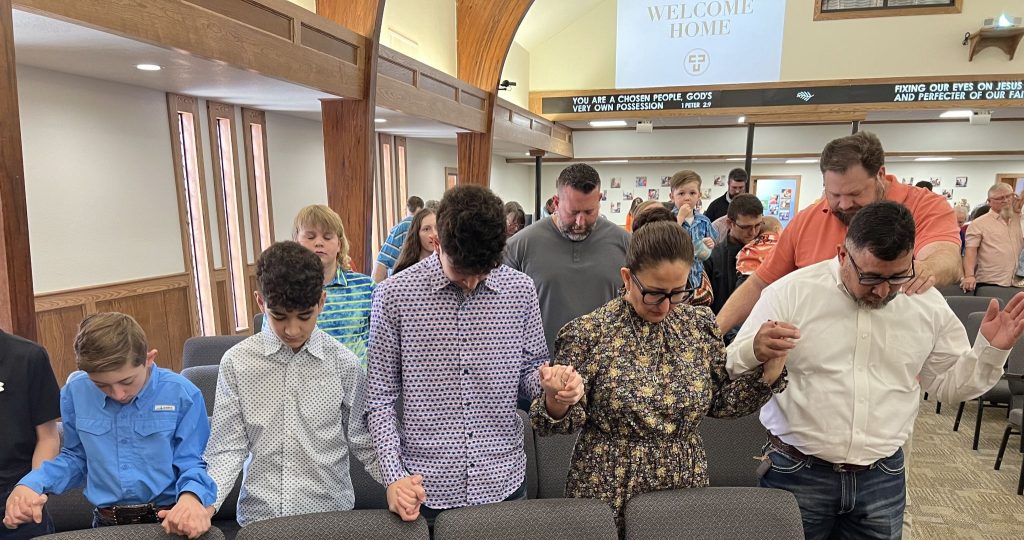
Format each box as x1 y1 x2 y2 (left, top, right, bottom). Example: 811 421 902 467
615 0 787 88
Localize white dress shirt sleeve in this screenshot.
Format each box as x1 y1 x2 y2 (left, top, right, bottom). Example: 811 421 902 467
727 282 789 379
204 355 250 512
920 310 1008 404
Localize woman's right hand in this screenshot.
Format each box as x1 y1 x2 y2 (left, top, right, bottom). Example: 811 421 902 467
960 276 976 292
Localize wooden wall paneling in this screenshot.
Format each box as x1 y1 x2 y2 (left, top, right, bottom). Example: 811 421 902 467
15 0 367 98
493 97 573 158
0 0 37 339
454 0 534 188
319 0 386 275
36 305 86 384
33 274 194 381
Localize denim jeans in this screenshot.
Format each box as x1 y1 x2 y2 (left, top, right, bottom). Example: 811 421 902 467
0 485 55 539
759 445 906 540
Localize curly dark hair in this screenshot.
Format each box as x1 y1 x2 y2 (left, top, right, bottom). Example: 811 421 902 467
256 241 324 311
846 201 915 261
437 185 506 275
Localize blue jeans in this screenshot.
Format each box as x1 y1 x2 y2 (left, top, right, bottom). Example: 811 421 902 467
0 485 54 539
760 445 906 540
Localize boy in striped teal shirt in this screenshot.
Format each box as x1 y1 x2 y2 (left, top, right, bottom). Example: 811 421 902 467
291 205 374 369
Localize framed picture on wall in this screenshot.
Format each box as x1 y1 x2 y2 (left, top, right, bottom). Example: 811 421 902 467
752 175 801 230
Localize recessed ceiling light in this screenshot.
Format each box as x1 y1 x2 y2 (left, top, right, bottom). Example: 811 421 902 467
589 120 628 128
374 118 387 123
737 116 746 123
599 159 629 163
786 159 819 164
914 157 953 161
939 110 973 118
726 157 756 161
135 64 162 71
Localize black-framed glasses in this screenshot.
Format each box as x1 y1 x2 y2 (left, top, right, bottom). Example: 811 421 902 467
731 220 764 232
847 252 916 286
630 273 695 305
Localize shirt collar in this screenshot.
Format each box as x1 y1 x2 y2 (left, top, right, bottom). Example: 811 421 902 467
90 363 158 410
425 252 503 294
260 327 327 361
326 266 347 287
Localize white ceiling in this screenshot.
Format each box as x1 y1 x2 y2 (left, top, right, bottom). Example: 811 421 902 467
11 9 499 145
514 0 608 51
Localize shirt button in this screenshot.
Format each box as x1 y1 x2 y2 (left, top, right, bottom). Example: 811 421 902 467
121 465 129 470
463 369 469 375
468 432 473 438
861 333 868 339
120 439 128 444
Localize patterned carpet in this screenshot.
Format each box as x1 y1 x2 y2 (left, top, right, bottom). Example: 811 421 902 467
907 397 1024 539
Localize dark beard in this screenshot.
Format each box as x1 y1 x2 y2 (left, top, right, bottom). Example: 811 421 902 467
832 208 858 226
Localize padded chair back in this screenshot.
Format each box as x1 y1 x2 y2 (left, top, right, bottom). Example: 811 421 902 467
182 365 220 415
351 456 387 510
182 336 246 370
212 472 242 523
432 499 617 540
965 312 985 346
46 488 94 533
698 414 765 487
235 510 428 540
519 409 538 499
947 296 999 327
252 313 264 335
532 430 580 498
975 286 1021 307
937 283 970 296
39 524 225 539
623 487 804 540
1007 340 1024 404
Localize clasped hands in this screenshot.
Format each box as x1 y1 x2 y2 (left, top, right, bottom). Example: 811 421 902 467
4 486 212 539
752 320 799 385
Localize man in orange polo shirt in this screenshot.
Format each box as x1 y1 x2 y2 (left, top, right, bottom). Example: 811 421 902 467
717 131 961 334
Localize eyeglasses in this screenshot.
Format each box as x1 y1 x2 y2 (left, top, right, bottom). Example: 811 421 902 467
731 220 763 232
630 273 695 305
989 194 1012 203
847 252 916 286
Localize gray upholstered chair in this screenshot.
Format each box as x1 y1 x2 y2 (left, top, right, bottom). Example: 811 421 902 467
699 413 764 487
181 336 246 370
518 409 539 500
39 524 225 539
47 422 94 533
993 339 1024 495
252 313 264 335
952 312 1013 450
350 455 387 510
974 285 1022 307
181 365 220 415
532 430 580 498
235 510 427 540
623 487 804 540
935 300 996 414
432 499 617 540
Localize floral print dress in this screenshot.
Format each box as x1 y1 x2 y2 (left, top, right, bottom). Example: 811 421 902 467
531 296 785 529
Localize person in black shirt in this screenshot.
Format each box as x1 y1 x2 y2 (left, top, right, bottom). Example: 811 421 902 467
704 168 748 223
0 330 60 538
705 194 764 315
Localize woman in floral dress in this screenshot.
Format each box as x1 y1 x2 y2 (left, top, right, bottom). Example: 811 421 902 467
531 220 787 531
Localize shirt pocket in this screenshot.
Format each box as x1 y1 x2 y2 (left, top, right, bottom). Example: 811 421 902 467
134 417 177 438
75 417 113 454
133 417 178 466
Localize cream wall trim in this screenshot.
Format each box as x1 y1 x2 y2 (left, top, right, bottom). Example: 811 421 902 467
18 66 186 293
380 0 457 76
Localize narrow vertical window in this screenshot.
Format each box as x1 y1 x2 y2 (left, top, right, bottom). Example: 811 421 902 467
242 108 274 255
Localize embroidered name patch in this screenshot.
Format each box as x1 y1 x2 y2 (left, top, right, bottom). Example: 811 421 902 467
154 404 176 412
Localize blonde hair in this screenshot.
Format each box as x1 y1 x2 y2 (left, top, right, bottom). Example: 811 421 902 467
292 204 352 270
761 216 782 233
74 312 148 373
670 170 702 191
632 200 663 217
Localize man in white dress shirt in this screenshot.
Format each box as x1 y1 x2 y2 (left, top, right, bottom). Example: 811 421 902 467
727 201 1024 540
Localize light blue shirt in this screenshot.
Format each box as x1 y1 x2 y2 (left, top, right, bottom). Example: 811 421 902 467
18 366 217 508
376 216 413 272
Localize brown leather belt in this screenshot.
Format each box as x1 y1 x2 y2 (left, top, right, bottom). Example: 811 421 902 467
767 433 874 473
93 503 173 526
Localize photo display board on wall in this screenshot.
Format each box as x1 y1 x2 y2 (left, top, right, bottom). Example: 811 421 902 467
752 176 800 230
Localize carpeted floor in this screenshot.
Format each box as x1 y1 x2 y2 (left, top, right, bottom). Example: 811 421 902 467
907 397 1024 539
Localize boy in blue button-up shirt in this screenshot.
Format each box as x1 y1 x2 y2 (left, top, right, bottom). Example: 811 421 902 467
3 313 217 539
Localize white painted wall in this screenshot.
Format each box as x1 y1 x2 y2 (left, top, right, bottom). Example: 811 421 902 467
264 111 328 242
405 138 455 203
17 65 185 293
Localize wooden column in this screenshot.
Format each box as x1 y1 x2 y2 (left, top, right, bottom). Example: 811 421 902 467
0 0 37 339
317 0 385 274
455 0 534 187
